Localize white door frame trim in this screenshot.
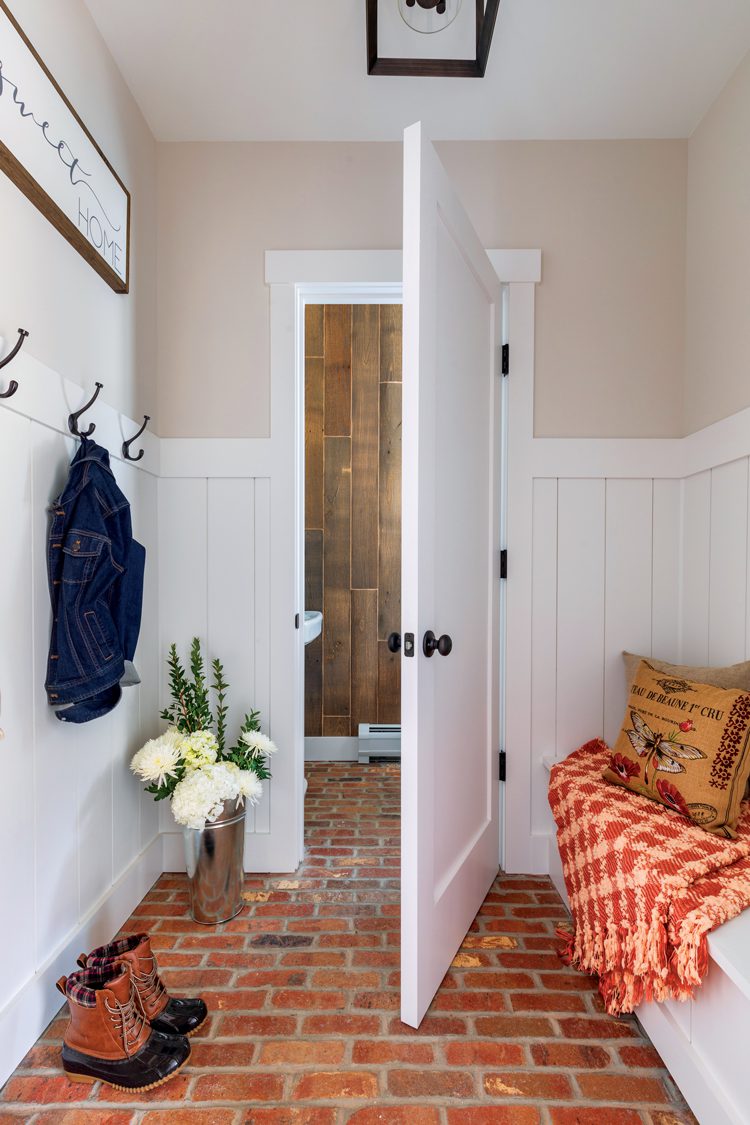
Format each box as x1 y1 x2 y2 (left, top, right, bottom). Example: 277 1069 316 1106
266 249 540 873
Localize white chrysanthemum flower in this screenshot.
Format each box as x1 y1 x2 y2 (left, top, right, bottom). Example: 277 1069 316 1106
239 730 278 757
237 770 263 807
181 730 219 770
171 760 241 829
130 733 182 787
171 769 222 830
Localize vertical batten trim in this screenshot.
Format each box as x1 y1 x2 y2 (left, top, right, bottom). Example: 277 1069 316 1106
28 417 40 969
602 479 608 741
746 459 750 666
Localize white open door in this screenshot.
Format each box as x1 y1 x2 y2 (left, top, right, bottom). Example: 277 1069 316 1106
400 122 503 1028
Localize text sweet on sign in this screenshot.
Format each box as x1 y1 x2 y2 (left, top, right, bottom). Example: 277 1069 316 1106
0 1 130 292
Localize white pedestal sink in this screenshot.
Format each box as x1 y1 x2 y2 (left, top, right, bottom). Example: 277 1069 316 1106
303 610 322 645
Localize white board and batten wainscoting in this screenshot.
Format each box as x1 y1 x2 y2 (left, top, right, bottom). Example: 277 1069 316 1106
517 384 750 1122
0 344 160 1088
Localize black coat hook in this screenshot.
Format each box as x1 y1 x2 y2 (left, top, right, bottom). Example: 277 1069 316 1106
122 414 150 462
68 381 103 438
0 328 29 399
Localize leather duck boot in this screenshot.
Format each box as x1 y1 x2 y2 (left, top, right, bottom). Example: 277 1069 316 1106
78 932 207 1037
57 962 190 1091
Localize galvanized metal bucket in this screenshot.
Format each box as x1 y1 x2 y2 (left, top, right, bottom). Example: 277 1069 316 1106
183 798 246 925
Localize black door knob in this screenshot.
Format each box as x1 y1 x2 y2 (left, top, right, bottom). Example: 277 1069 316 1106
423 630 453 658
387 632 401 653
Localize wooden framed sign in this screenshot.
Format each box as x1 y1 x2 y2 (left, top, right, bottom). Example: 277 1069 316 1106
0 1 130 292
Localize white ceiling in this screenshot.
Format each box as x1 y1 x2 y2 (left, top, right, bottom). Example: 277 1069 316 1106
83 0 750 142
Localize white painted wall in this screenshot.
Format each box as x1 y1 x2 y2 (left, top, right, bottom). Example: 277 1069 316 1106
0 353 162 1089
528 434 750 827
156 470 277 868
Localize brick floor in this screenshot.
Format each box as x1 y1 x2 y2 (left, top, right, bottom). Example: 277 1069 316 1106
1 762 699 1124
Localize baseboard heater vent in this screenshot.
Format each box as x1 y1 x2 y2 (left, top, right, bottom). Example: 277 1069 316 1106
358 723 401 763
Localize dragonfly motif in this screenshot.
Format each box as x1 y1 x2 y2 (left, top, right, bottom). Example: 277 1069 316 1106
653 676 695 696
625 711 705 786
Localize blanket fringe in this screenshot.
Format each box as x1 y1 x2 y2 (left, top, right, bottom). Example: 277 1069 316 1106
559 915 699 1015
555 926 575 966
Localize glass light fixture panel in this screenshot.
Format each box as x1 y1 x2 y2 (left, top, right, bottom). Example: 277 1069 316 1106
398 0 463 35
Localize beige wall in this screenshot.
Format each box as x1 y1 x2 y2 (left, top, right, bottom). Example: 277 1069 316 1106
442 141 686 438
0 0 157 426
157 139 687 439
685 51 750 435
157 143 403 438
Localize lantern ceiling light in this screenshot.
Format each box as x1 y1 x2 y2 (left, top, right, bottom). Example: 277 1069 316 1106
398 0 463 35
366 0 500 78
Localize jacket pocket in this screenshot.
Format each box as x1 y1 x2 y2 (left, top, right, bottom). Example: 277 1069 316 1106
84 610 115 663
62 530 104 584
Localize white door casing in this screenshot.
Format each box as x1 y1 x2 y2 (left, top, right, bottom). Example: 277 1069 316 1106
400 122 503 1028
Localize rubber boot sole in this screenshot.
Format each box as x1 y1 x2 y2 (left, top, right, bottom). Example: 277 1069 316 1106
63 1050 190 1093
186 1013 208 1038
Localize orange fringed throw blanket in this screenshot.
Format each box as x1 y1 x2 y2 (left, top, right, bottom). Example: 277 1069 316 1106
548 739 750 1015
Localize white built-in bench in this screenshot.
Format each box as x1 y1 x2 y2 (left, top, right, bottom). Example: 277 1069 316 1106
543 756 750 1125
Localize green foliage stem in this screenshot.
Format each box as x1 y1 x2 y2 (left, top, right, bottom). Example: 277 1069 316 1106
212 657 229 754
153 639 274 798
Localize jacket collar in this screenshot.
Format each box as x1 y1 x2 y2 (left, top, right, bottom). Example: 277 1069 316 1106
51 438 115 511
70 436 114 477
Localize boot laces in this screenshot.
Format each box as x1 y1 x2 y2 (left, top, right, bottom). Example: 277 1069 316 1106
132 956 167 1013
105 988 148 1056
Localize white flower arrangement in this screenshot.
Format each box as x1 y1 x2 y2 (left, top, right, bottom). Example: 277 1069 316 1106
130 638 278 830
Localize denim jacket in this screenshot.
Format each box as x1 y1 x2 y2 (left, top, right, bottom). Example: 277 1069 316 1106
46 437 146 723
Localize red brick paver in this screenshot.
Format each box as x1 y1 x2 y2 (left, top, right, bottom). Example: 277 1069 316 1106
0 763 697 1123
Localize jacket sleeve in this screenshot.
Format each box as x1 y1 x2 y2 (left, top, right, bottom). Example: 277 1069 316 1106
117 538 146 662
105 498 145 664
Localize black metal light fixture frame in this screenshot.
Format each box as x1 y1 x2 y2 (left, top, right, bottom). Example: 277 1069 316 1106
366 0 500 77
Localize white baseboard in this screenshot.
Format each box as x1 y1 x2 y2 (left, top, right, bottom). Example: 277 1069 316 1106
0 835 162 1090
304 736 359 761
637 996 738 1125
546 831 567 904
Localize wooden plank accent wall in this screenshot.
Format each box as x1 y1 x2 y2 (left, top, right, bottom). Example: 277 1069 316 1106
324 306 352 436
323 435 351 726
351 306 380 590
304 529 324 736
305 305 402 737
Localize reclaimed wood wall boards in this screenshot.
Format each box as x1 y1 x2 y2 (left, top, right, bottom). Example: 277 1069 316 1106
305 304 402 737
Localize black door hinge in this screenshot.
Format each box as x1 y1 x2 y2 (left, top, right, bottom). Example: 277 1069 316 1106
498 750 507 781
501 343 509 376
500 549 508 580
